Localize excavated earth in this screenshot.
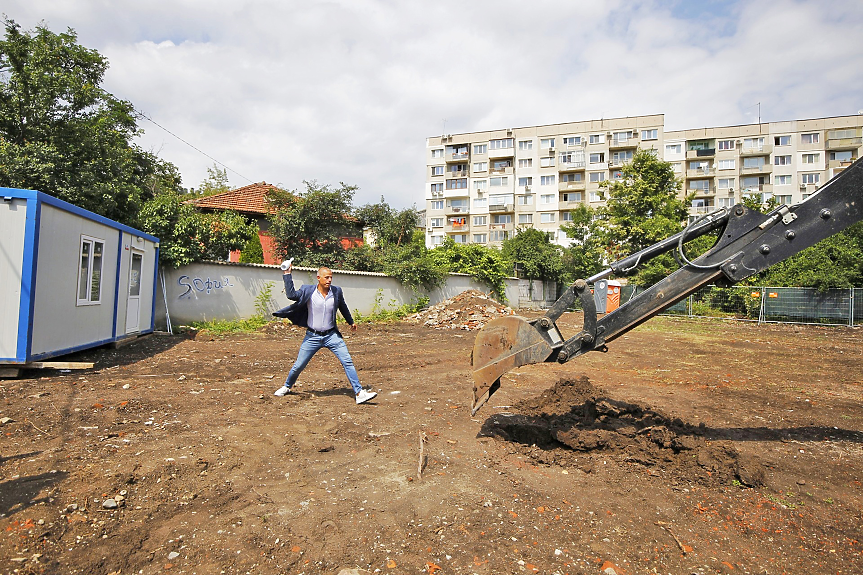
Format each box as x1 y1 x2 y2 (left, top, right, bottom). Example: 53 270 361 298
1 310 862 575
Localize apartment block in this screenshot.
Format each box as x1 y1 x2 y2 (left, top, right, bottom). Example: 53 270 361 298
424 114 863 248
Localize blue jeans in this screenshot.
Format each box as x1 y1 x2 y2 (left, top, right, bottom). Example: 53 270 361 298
284 330 362 394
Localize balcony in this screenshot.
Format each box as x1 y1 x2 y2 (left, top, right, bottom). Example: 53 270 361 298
686 167 714 178
446 152 469 163
686 148 716 159
489 166 514 175
559 181 586 192
444 222 469 233
558 200 583 210
828 158 856 170
740 163 772 175
559 160 586 172
826 137 862 150
489 222 514 232
609 158 633 168
689 205 715 215
742 183 773 194
488 147 515 159
489 203 514 213
609 136 638 150
444 205 470 216
687 185 715 195
739 143 772 156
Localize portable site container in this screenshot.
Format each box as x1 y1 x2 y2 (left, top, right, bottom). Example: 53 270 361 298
0 188 159 371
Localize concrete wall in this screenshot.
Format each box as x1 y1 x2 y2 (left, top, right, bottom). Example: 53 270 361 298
155 261 520 328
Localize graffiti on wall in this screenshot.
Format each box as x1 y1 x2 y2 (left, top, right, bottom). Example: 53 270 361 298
178 275 234 299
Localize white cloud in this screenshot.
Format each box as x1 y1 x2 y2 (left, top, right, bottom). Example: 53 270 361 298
3 0 862 207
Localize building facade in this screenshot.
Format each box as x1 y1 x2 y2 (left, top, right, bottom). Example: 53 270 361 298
424 114 863 248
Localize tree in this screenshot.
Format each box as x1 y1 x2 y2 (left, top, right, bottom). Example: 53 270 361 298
138 193 257 268
355 197 420 247
428 239 511 301
266 181 359 266
559 204 606 281
501 227 567 283
193 164 231 197
239 233 264 264
0 18 180 225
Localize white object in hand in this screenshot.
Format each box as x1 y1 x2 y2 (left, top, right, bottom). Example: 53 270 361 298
280 258 294 271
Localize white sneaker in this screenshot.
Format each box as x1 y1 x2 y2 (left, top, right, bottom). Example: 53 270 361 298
273 386 291 397
355 389 377 404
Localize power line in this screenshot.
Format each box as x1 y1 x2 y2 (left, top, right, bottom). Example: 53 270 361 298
137 112 254 184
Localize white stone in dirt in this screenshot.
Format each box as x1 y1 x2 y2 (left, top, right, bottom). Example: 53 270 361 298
336 569 371 575
167 551 180 560
0 417 13 425
102 499 118 509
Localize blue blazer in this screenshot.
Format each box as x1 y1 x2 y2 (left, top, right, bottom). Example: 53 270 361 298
272 274 354 330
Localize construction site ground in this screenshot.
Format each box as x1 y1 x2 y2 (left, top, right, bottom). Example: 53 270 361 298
1 311 862 575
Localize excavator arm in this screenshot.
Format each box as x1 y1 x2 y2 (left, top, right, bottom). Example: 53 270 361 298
471 156 863 415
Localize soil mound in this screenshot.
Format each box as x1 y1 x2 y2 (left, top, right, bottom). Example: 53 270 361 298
480 376 765 487
409 290 514 330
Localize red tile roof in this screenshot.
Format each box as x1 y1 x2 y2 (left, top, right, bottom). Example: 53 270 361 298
187 182 281 215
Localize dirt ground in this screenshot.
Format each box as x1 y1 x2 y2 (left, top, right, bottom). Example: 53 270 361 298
1 310 862 575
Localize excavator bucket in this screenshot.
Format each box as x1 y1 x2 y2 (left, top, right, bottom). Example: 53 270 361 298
470 316 553 415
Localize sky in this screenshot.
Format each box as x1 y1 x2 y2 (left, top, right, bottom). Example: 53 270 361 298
3 0 863 208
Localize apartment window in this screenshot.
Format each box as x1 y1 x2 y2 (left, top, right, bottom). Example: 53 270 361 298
473 216 487 226
665 143 682 154
829 129 856 139
518 214 533 224
489 231 509 242
717 197 734 208
431 149 443 158
743 156 766 168
446 178 467 189
517 195 533 205
801 133 820 144
490 176 508 186
690 179 710 191
489 138 514 149
717 140 735 151
473 162 487 172
775 195 793 205
540 212 556 223
518 158 533 168
561 173 582 182
589 152 605 164
717 159 735 170
540 175 555 185
589 172 606 183
612 150 633 164
518 177 533 187
449 198 468 209
742 137 764 151
774 155 792 166
641 129 658 141
473 144 487 154
561 211 573 221
492 214 512 224
474 179 487 191
589 192 603 202
830 150 854 161
473 234 487 243
451 234 468 243
540 194 555 205
450 163 468 174
560 151 585 165
774 135 791 146
430 200 444 210
801 153 820 164
492 159 512 170
671 162 682 173
562 192 582 202
717 178 735 190
589 134 605 144
77 236 104 305
430 217 444 228
563 136 582 145
611 170 623 180
689 160 709 170
775 175 792 186
801 173 820 184
518 140 533 150
473 197 487 208
540 157 555 168
431 166 444 176
430 183 443 192
430 235 444 246
540 138 555 149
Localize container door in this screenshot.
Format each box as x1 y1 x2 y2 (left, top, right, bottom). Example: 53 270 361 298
125 250 144 333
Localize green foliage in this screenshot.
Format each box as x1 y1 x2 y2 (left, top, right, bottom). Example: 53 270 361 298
138 193 257 268
428 238 510 301
254 281 275 317
352 289 429 323
189 316 268 336
355 197 420 247
501 227 567 283
267 180 359 265
0 18 181 225
559 204 606 281
239 233 265 264
741 194 779 215
192 164 232 197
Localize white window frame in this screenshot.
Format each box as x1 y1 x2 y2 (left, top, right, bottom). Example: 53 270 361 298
641 129 658 141
540 175 555 185
473 144 487 155
563 136 582 146
518 158 533 168
518 140 533 150
717 159 735 170
665 144 682 154
473 234 487 244
775 175 792 186
431 166 444 176
430 200 444 210
589 172 606 183
717 140 735 151
540 194 555 205
473 162 487 172
774 155 791 166
540 212 556 223
517 195 533 205
518 214 533 224
474 179 487 191
473 216 487 226
801 153 820 164
540 138 555 149
589 152 605 164
589 134 605 144
489 176 508 187
77 235 105 306
430 217 444 228
430 149 443 158
518 177 533 187
540 157 555 168
473 197 487 208
801 133 820 144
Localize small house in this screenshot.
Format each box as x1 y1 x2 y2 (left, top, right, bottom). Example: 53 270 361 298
0 188 159 371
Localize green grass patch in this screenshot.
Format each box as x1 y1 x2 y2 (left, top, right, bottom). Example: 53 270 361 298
189 315 269 336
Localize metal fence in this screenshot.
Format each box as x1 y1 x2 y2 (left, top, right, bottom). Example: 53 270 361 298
623 285 862 327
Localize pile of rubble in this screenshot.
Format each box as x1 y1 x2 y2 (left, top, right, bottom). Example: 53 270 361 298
409 290 515 330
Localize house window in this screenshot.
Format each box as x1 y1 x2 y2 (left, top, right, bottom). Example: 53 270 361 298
774 155 791 165
589 152 605 164
518 140 533 150
561 173 582 182
540 212 556 223
774 135 791 146
801 153 819 164
641 129 658 141
473 197 487 208
446 178 467 189
430 200 444 210
540 157 555 168
717 178 735 190
489 230 509 241
801 173 820 184
775 175 792 186
450 163 468 174
518 158 533 168
742 137 764 151
560 151 585 165
430 218 444 227
518 177 533 187
430 183 443 192
517 195 533 205
431 149 443 158
563 136 582 145
518 214 533 224
490 176 508 186
717 159 735 170
589 172 606 183
473 144 487 154
665 143 682 154
611 170 623 180
589 134 605 144
775 195 793 205
431 166 444 176
801 133 820 144
77 236 105 305
473 234 487 243
690 179 710 191
717 140 735 150
540 138 555 149
540 175 555 185
489 138 514 149
473 216 487 226
473 162 487 172
449 198 468 209
492 214 512 224
474 179 487 191
540 194 555 205
451 234 468 243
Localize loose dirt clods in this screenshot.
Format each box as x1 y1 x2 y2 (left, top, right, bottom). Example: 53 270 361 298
408 289 514 330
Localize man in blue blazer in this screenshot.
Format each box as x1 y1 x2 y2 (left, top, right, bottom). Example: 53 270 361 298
272 263 377 404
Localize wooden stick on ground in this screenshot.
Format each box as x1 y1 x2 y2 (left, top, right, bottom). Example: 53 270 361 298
417 431 428 480
655 521 688 555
